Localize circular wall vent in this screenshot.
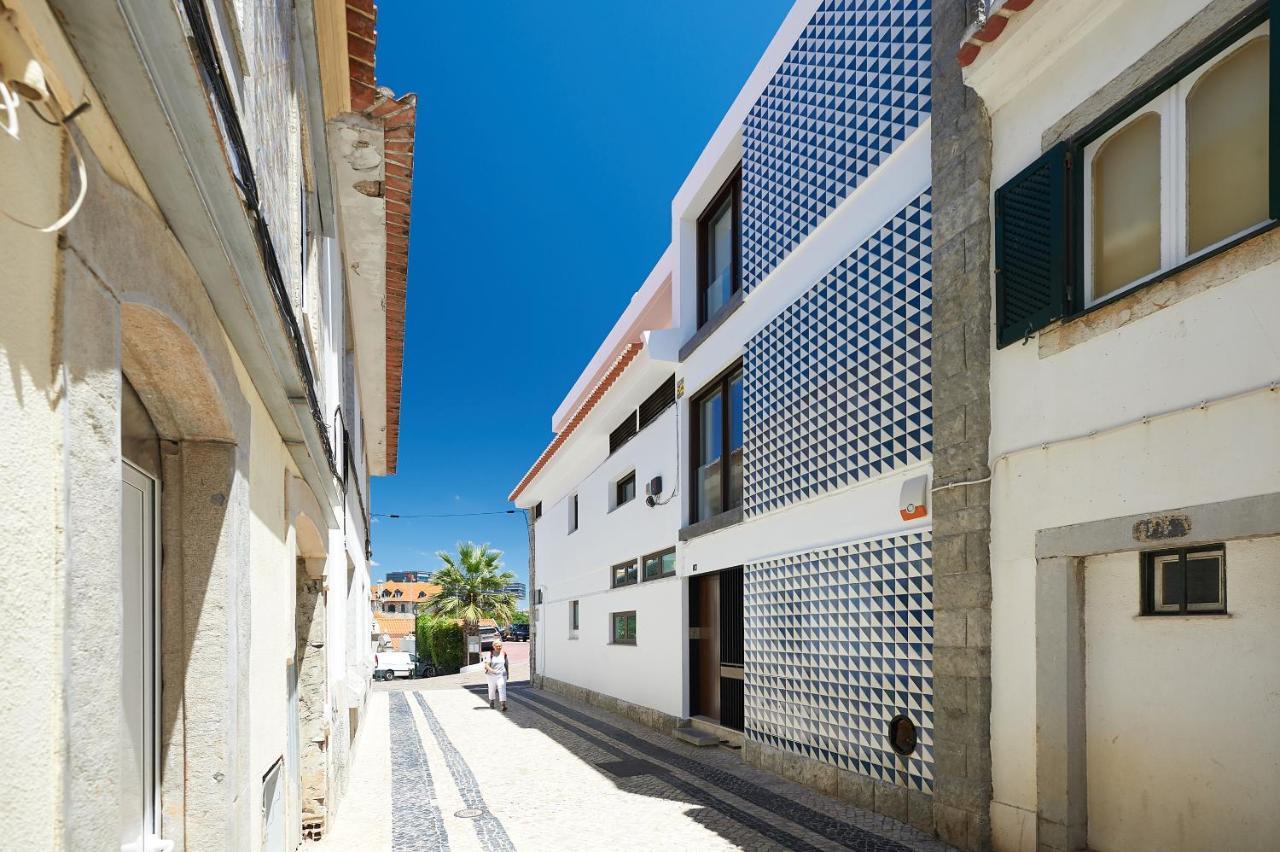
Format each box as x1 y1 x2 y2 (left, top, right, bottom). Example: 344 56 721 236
888 714 917 756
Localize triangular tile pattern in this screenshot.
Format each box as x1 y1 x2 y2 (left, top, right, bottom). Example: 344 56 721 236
742 0 932 292
743 193 932 518
744 532 935 794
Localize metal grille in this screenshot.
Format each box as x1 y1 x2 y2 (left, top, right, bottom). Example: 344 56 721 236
720 677 745 732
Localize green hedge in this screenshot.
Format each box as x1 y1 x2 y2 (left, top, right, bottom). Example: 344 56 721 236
416 614 464 673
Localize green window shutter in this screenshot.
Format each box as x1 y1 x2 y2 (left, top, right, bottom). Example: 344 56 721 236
994 141 1071 348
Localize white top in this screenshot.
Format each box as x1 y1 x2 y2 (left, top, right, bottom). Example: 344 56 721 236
486 652 507 678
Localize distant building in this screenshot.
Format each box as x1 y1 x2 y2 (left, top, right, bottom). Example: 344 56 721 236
384 570 431 583
502 581 527 600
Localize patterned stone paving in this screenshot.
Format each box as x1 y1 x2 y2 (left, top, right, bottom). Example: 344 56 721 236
363 679 955 852
389 692 449 851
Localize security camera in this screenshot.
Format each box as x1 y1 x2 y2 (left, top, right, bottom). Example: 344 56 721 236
645 495 656 508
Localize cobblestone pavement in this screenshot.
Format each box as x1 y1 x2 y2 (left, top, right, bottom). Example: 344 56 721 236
320 678 955 852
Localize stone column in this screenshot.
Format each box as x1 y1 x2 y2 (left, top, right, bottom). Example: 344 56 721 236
930 2 995 849
296 568 329 823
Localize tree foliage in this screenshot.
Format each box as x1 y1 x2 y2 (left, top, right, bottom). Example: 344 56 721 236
510 610 529 625
422 542 517 632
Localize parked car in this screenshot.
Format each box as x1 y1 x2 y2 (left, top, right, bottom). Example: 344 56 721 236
478 625 501 652
412 655 437 678
503 624 529 642
373 651 414 681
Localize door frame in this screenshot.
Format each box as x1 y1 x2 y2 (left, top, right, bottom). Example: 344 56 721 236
122 460 162 847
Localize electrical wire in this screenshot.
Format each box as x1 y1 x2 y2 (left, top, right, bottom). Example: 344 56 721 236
1 96 89 232
373 509 525 519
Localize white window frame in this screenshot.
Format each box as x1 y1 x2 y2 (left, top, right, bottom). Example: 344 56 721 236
1083 24 1270 307
1149 547 1226 614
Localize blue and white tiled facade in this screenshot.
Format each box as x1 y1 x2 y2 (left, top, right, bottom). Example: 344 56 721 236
734 1 935 798
745 532 935 794
742 0 932 291
742 192 932 518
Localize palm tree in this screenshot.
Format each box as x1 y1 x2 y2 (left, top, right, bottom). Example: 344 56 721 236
421 542 517 655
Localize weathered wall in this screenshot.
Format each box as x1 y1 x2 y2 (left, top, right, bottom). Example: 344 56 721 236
0 86 64 852
968 2 1280 848
1084 539 1280 852
929 1 994 850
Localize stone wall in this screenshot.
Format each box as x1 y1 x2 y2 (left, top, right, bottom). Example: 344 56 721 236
929 2 995 850
537 676 682 734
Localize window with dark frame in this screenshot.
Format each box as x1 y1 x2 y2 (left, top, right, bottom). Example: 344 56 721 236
610 611 637 645
690 363 744 523
993 14 1276 348
615 471 636 508
568 494 578 534
533 502 543 520
697 168 742 328
570 600 580 631
1141 545 1227 615
609 411 638 454
642 547 677 581
611 558 638 588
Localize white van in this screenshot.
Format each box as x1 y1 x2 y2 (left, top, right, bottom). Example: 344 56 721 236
373 651 414 681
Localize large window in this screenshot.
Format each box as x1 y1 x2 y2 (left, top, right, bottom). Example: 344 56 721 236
610 611 637 645
993 20 1274 346
1083 27 1269 305
697 169 742 327
642 547 676 581
1141 545 1226 615
612 558 638 588
691 364 743 523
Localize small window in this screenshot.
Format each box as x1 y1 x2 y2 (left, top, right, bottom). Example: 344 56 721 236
568 494 578 534
615 472 636 508
610 611 637 645
612 559 638 588
1141 545 1226 615
570 600 580 631
697 168 742 327
642 547 676 581
536 589 543 605
533 502 543 520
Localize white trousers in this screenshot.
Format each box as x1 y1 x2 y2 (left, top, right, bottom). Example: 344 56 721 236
486 674 507 702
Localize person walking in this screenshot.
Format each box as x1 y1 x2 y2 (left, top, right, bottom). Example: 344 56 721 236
485 640 509 711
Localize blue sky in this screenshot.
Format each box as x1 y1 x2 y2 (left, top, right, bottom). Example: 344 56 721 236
370 1 793 598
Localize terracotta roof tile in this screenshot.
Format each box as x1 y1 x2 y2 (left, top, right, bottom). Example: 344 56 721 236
957 0 1038 68
508 342 644 502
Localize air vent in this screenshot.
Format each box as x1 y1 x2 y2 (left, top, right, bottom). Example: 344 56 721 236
609 412 638 454
638 375 676 429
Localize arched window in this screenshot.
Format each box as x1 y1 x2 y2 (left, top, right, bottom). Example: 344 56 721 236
1090 112 1162 300
1187 36 1269 253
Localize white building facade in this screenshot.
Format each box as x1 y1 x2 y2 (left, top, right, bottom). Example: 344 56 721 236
958 1 1280 850
0 0 414 849
513 0 941 836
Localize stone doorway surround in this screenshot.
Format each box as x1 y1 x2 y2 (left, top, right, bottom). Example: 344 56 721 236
1032 492 1280 852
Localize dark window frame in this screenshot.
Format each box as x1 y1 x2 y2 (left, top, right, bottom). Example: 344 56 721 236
610 610 637 645
1140 544 1228 616
638 375 677 429
696 167 743 328
570 600 580 631
642 546 677 581
568 494 578 534
615 471 636 509
611 558 638 589
533 502 543 520
994 6 1278 347
609 411 639 454
688 360 744 524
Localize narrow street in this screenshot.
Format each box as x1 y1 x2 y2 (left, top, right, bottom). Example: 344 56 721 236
317 649 952 852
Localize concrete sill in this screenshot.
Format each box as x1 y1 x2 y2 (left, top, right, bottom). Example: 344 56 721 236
1133 613 1233 621
679 506 743 542
678 290 745 362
